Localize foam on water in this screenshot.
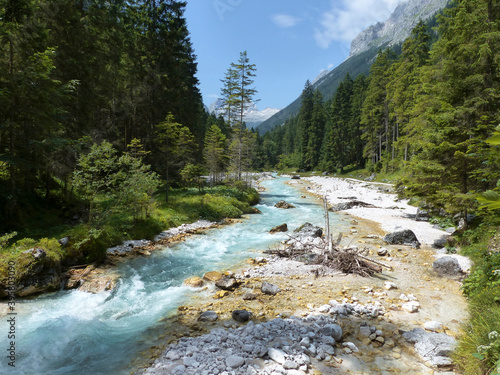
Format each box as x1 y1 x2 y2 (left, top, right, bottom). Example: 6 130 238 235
0 176 348 374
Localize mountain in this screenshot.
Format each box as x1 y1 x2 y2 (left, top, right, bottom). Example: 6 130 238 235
208 99 280 129
257 0 449 135
349 0 449 57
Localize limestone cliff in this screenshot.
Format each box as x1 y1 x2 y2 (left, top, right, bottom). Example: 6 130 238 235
349 0 449 57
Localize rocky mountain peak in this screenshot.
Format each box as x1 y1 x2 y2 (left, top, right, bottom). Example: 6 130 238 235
349 0 449 57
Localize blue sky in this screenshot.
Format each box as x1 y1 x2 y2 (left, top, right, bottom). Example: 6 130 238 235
185 0 401 110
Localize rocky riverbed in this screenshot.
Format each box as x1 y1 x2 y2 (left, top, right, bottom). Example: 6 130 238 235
135 177 470 375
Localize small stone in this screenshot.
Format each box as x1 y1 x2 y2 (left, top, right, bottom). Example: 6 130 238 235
225 355 245 369
375 336 385 344
318 304 330 313
198 311 218 322
242 293 258 300
377 247 388 256
268 348 286 364
424 321 443 332
321 324 342 341
342 342 359 352
402 301 420 313
261 281 281 295
183 357 199 367
384 281 398 290
283 360 299 369
232 309 252 322
358 326 372 338
166 350 181 360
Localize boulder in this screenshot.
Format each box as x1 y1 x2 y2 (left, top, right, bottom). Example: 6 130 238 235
383 229 421 248
184 276 205 287
403 328 457 367
232 309 252 322
58 237 70 247
215 276 240 291
261 281 281 295
270 223 288 234
330 200 377 212
432 256 463 276
198 311 219 322
293 223 323 238
320 323 343 341
78 274 118 294
203 271 223 282
10 248 62 297
274 200 295 209
291 175 300 180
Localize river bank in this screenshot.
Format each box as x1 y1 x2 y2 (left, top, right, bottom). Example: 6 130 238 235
137 176 470 375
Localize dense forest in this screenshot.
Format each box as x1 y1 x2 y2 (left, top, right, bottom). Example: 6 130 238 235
0 0 264 234
260 1 500 225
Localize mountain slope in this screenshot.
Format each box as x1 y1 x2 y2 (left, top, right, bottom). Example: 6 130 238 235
257 0 449 135
257 46 382 134
350 0 449 57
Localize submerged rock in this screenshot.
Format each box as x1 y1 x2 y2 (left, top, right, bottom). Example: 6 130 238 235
270 223 288 233
383 229 421 248
184 276 205 287
275 200 295 209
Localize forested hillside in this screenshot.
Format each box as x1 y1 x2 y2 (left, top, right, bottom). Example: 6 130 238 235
260 1 500 223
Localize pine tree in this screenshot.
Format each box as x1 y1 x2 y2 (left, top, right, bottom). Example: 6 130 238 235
399 0 500 220
204 124 227 186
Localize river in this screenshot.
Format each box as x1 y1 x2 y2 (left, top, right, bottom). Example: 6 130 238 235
0 176 349 375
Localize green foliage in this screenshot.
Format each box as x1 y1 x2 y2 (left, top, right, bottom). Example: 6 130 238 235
180 164 206 191
72 141 160 225
454 297 500 375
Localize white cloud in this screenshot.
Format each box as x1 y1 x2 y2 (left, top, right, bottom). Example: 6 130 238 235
272 14 301 28
314 0 401 49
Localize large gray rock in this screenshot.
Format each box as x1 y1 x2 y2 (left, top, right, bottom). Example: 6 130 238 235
432 256 463 276
215 276 240 291
293 223 323 238
275 200 295 209
403 328 456 367
198 311 219 322
320 323 343 341
261 281 281 295
232 309 252 323
383 229 421 248
270 223 288 234
6 248 62 297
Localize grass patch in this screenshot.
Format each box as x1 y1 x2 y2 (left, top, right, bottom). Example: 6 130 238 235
0 185 260 292
454 217 500 375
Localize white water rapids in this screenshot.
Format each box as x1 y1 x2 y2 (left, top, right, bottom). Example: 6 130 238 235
0 177 349 374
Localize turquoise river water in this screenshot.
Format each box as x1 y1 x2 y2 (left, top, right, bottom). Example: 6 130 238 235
0 176 349 375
